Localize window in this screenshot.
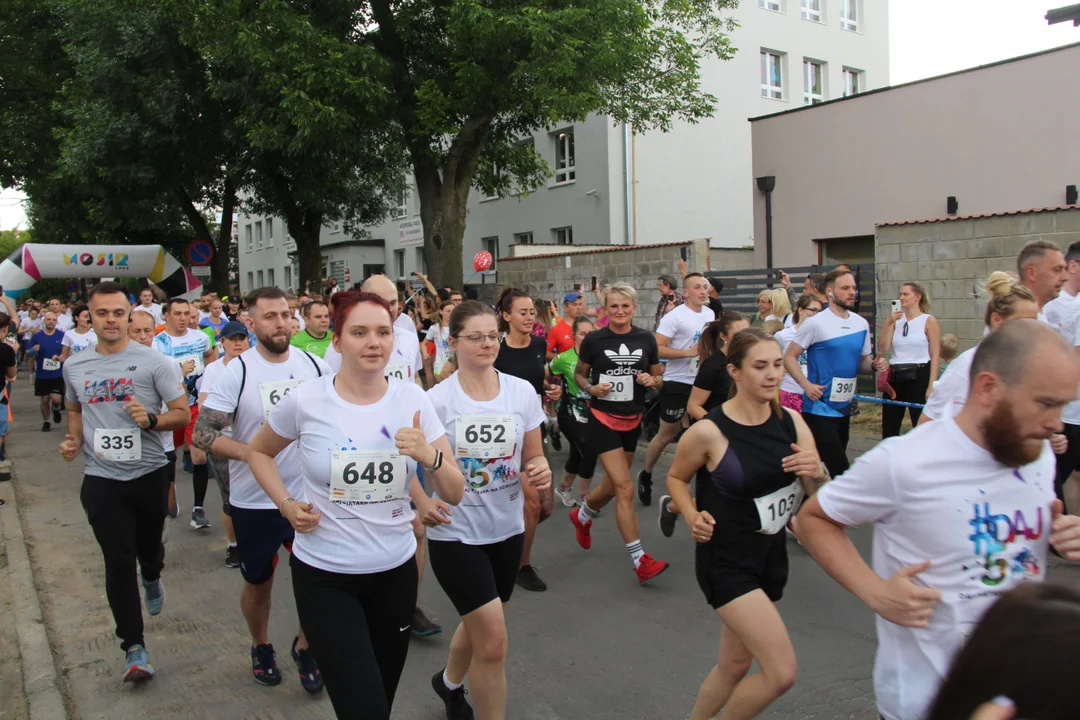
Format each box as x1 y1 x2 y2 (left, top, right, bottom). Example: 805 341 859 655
553 129 575 184
758 0 781 10
482 236 499 271
843 67 863 96
246 271 254 291
395 185 409 218
266 218 274 246
801 0 821 21
254 220 263 250
257 270 264 287
840 0 857 31
414 247 426 275
803 60 825 105
284 265 292 291
245 224 253 253
393 249 405 278
514 232 534 245
268 268 275 287
330 221 343 235
553 227 573 245
760 51 784 100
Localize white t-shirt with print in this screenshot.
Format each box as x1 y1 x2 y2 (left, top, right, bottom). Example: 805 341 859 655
203 347 331 510
268 376 445 574
817 418 1054 720
426 371 545 544
655 303 714 385
922 346 977 422
61 328 97 355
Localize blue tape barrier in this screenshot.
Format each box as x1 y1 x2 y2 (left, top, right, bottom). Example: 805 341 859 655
853 394 926 410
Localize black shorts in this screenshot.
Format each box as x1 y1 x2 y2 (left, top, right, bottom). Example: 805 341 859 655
1055 423 1080 503
588 411 642 455
428 533 525 616
230 506 294 585
659 381 693 423
34 377 65 397
695 529 788 609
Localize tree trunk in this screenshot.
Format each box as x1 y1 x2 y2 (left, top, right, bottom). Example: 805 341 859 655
211 177 237 296
287 209 324 296
415 169 464 289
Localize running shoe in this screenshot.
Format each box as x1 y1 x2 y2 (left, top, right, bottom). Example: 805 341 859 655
142 577 165 616
636 470 653 507
190 507 210 529
516 565 547 592
225 545 241 568
250 643 282 686
161 518 169 545
122 644 154 683
182 452 193 474
635 554 669 584
549 426 562 451
41 421 50 432
554 485 578 508
291 636 323 695
431 669 475 720
569 508 592 550
657 494 677 538
52 406 61 424
412 606 442 637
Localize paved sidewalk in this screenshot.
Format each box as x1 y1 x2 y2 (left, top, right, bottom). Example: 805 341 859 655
7 377 1080 720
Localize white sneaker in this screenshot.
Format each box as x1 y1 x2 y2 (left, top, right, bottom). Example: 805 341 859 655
161 518 170 545
555 485 579 508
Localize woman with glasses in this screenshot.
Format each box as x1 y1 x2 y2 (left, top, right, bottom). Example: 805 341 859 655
875 282 940 437
774 295 825 412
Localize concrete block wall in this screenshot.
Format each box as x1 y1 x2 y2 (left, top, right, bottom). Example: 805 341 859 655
876 208 1080 351
496 239 711 328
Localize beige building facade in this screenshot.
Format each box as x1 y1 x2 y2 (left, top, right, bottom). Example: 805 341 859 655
749 42 1080 268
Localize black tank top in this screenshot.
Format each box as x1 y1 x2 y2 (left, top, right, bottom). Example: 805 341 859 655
698 403 799 531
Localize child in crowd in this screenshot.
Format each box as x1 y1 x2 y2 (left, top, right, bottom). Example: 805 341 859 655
939 333 958 377
761 318 784 336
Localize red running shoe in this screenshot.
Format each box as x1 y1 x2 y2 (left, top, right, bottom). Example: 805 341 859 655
569 508 592 550
635 554 669 584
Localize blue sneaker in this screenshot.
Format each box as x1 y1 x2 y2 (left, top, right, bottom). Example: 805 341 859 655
142 577 165 616
123 644 154 683
291 636 323 695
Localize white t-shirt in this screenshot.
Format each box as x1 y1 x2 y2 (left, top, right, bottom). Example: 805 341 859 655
655 303 714 384
203 347 331 509
425 324 452 374
426 371 545 544
61 328 97 355
268 376 445 574
132 303 165 325
817 418 1054 720
1043 290 1080 335
922 346 977 422
1061 310 1080 426
325 322 423 382
20 317 42 340
160 361 182 453
774 326 806 395
294 310 306 332
55 313 73 332
394 312 415 336
152 328 212 406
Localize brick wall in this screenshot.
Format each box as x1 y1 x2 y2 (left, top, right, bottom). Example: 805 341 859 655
496 239 713 328
875 207 1080 351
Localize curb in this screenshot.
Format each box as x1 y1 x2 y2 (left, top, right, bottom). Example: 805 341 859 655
1 467 69 720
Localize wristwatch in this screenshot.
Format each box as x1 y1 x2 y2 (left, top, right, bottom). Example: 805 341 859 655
424 449 444 472
146 412 158 430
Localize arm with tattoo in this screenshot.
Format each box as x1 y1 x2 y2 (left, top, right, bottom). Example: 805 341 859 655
192 407 249 462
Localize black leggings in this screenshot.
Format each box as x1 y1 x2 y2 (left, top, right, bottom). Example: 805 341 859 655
557 408 597 480
882 364 931 438
80 468 167 651
291 554 418 720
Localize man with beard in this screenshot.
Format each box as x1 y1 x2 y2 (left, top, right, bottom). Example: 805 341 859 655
783 268 873 475
797 319 1080 720
192 287 329 692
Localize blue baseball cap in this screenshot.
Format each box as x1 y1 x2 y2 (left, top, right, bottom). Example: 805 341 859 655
563 292 582 304
220 321 249 339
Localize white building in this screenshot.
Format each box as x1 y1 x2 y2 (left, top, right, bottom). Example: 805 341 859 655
239 0 889 291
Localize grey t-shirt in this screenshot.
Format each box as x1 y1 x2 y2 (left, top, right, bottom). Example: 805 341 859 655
63 341 186 481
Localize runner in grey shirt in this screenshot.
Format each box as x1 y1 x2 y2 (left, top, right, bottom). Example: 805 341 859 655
58 283 189 685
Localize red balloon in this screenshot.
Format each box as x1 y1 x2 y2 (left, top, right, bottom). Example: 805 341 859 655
473 250 493 272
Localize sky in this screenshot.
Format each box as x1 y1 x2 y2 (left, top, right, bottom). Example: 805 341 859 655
2 0 1077 230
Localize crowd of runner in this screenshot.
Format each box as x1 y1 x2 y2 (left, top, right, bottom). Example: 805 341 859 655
0 239 1074 720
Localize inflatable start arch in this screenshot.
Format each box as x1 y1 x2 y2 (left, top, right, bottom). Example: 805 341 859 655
0 244 203 299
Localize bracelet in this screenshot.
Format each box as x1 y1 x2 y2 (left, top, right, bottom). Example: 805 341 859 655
278 496 295 515
424 450 443 472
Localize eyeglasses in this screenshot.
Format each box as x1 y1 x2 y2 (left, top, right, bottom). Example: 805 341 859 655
804 307 822 314
458 333 501 345
902 321 909 337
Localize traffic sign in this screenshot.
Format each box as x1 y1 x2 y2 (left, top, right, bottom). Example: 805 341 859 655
67 281 79 293
190 265 211 278
186 240 214 266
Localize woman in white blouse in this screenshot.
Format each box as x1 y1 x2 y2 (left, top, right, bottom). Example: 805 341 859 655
874 282 941 437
